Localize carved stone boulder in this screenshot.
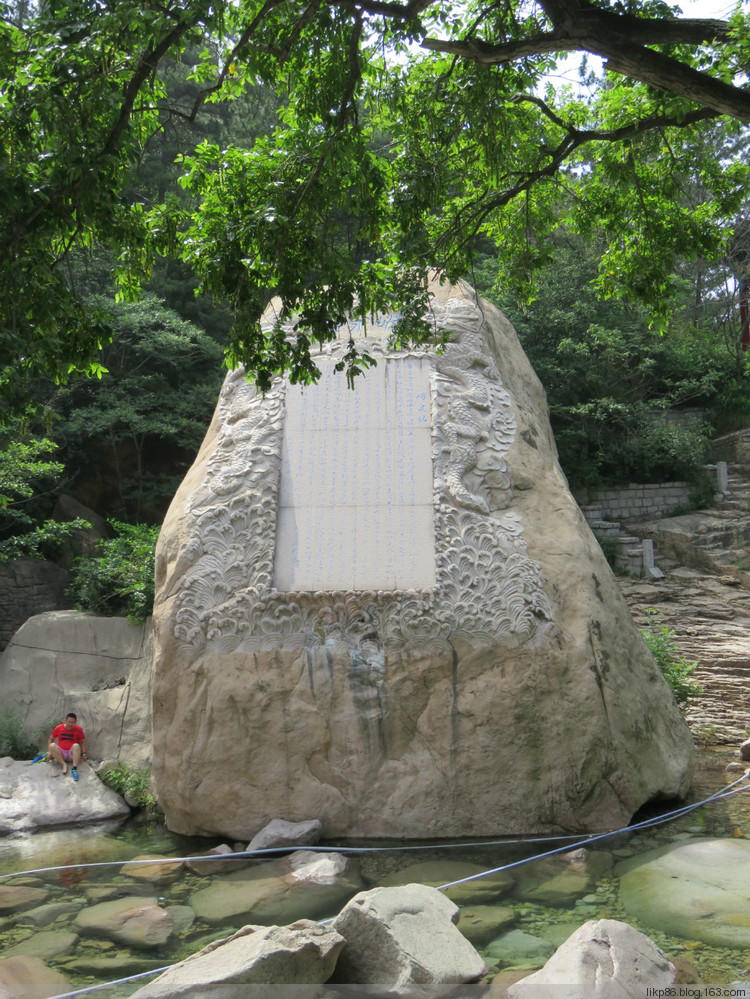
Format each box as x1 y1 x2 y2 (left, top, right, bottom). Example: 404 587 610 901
152 276 693 840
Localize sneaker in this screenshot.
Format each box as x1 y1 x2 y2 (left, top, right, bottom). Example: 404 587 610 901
71 768 79 782
30 754 45 764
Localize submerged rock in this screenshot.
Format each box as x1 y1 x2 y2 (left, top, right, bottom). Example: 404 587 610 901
0 955 70 997
618 836 750 948
3 930 78 961
152 275 693 840
512 848 613 906
457 904 517 945
380 859 515 905
0 885 48 916
74 896 174 949
485 929 555 969
189 851 362 926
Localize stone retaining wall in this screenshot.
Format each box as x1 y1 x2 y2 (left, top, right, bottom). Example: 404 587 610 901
576 482 691 523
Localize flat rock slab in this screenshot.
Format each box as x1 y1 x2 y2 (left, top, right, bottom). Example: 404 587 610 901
189 851 362 926
74 896 174 949
331 883 488 985
129 920 344 996
485 929 555 969
0 885 49 916
4 930 78 961
457 904 517 945
512 848 613 906
0 758 130 835
618 837 750 948
380 860 514 905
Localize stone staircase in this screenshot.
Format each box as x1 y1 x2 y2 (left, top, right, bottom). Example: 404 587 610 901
612 431 750 745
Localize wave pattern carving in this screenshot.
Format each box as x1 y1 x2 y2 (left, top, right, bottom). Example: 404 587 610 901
169 296 552 658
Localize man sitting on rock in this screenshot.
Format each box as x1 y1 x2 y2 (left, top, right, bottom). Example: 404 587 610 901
48 713 88 781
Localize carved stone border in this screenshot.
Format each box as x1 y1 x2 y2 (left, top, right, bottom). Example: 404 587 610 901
170 297 552 658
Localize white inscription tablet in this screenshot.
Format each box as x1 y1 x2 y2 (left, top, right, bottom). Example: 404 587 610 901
274 356 436 591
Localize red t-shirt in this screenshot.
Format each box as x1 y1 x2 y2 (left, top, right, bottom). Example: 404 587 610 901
51 723 85 750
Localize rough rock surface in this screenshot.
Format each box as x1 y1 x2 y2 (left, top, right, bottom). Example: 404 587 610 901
617 837 750 948
0 757 130 835
0 610 153 766
331 883 487 985
507 919 676 998
129 920 344 997
247 818 322 851
152 275 694 839
0 559 71 653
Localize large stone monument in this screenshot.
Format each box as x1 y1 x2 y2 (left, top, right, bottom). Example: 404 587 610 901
152 277 694 840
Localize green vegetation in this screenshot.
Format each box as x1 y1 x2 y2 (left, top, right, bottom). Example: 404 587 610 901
67 521 159 622
640 610 704 706
98 761 156 808
0 708 39 759
1 0 750 390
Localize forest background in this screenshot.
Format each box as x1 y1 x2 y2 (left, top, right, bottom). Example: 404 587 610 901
1 0 749 620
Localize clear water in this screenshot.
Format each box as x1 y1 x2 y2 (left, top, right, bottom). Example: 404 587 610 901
1 750 749 996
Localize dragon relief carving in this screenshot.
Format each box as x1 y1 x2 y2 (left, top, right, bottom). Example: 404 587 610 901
170 294 551 661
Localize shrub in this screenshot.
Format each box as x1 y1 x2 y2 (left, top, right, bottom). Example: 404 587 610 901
98 761 156 808
67 520 159 622
0 708 39 759
595 534 621 569
640 610 703 706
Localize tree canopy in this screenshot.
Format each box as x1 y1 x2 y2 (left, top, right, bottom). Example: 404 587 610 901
2 0 749 389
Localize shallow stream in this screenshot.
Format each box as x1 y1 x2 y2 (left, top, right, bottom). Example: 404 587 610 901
1 748 749 997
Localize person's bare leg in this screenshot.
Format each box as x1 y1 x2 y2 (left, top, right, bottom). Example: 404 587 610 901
49 744 67 774
71 745 81 768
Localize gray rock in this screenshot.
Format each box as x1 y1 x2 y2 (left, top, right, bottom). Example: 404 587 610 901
4 929 78 961
512 848 613 906
0 610 153 768
189 850 362 926
0 884 49 915
485 929 555 968
457 904 517 945
120 854 184 883
618 837 750 948
247 818 323 851
331 883 488 985
740 739 750 762
74 896 174 949
186 844 246 876
380 859 515 905
0 757 130 835
166 905 195 935
16 902 81 927
129 920 344 997
151 277 694 841
507 919 675 998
